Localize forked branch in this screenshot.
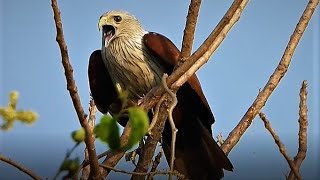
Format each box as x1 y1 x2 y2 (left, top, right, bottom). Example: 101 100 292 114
51 0 101 179
288 80 308 180
259 113 302 180
221 0 319 155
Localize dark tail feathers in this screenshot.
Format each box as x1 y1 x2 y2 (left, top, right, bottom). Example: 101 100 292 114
162 118 233 180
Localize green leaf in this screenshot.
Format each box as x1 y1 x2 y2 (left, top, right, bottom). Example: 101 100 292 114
71 128 85 143
60 158 80 173
125 107 149 149
94 115 120 149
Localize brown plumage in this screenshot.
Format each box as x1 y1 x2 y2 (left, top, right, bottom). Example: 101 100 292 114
89 11 233 179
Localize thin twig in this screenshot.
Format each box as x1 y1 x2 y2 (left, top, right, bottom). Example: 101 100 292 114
79 125 130 178
125 146 139 166
287 80 308 180
161 74 178 180
97 149 113 159
221 0 319 155
80 148 90 180
79 149 111 179
131 100 169 180
0 154 41 180
88 99 97 126
100 164 183 178
53 143 80 179
147 95 167 133
259 113 302 180
101 123 132 177
80 99 98 179
51 0 101 179
147 149 163 180
216 133 225 146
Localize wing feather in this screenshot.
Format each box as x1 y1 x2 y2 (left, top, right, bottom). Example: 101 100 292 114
88 50 121 114
143 32 214 125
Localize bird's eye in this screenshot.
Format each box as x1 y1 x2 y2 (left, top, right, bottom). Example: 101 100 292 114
114 16 122 23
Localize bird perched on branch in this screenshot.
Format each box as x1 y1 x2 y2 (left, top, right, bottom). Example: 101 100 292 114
88 10 233 180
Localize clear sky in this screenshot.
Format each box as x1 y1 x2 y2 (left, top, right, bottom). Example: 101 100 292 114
1 0 319 179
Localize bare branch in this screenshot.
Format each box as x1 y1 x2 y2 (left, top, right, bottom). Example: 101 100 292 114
80 127 131 179
171 0 248 89
147 150 163 179
221 0 319 154
131 96 170 180
179 0 202 63
88 99 97 126
0 154 41 180
139 0 249 111
259 113 302 180
288 80 308 180
80 148 90 180
173 0 248 88
101 164 153 176
50 0 101 179
51 0 85 124
147 95 167 133
100 164 183 178
101 123 132 177
80 99 97 179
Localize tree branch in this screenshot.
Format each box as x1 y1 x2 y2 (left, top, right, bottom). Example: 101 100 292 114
101 123 132 177
50 0 101 179
147 95 167 133
99 164 183 178
0 154 41 180
139 0 249 110
259 113 302 180
171 0 248 89
173 0 248 88
131 97 170 180
288 80 308 180
80 99 97 179
147 149 163 179
178 0 201 63
221 0 319 155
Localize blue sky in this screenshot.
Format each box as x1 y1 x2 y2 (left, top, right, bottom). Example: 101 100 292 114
1 0 319 179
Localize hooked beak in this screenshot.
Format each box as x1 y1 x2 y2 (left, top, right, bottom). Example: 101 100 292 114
98 16 115 46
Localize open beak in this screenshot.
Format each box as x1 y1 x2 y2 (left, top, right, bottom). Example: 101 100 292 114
102 25 115 45
98 17 115 46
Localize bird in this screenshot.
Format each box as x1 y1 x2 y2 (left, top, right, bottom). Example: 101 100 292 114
88 10 233 180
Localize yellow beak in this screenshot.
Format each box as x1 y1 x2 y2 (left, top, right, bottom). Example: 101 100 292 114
98 16 110 31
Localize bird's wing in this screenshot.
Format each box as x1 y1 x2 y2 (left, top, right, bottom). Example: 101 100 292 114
143 32 215 125
143 33 233 178
88 50 121 115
